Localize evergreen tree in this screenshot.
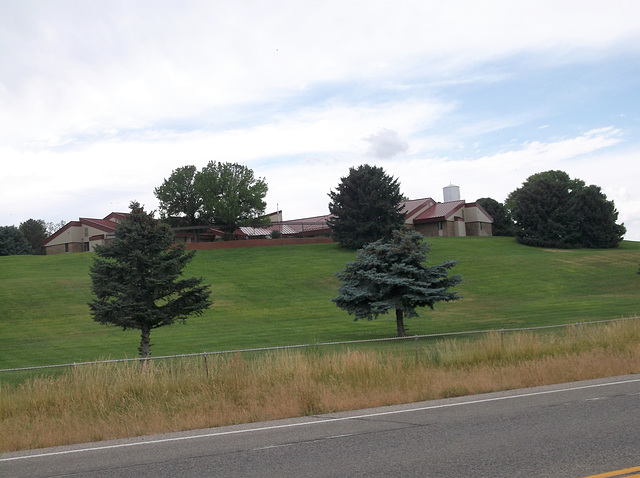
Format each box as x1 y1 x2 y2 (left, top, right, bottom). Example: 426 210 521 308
332 229 461 337
0 226 32 256
327 164 406 249
19 218 48 255
88 202 213 358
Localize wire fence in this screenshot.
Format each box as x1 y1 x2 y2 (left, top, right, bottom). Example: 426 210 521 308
2 316 638 375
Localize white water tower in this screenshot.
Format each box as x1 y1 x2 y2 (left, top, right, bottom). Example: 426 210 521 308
443 184 461 202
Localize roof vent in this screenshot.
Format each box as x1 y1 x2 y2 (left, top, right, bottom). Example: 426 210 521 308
443 184 460 202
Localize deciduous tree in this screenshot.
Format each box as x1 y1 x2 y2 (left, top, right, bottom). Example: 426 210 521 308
327 164 406 249
88 202 213 359
154 162 268 238
196 161 268 239
507 170 625 248
154 165 204 226
332 229 461 337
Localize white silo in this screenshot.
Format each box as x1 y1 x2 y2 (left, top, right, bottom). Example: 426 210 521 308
443 184 461 202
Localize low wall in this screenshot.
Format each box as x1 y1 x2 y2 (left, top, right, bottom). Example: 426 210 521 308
186 237 334 250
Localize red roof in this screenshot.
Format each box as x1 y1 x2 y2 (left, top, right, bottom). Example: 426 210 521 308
78 218 119 233
413 200 466 224
43 213 125 245
400 198 436 218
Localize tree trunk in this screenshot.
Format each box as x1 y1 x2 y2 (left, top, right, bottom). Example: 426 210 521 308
139 325 151 359
396 309 407 337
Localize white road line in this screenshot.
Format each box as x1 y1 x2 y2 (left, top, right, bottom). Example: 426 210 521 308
2 377 639 463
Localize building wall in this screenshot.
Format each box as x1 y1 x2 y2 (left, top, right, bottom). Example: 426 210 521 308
45 242 85 255
464 204 493 224
187 237 334 250
465 221 493 237
413 222 451 237
45 224 115 254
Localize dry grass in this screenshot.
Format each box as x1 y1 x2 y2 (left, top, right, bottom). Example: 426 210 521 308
2 320 640 453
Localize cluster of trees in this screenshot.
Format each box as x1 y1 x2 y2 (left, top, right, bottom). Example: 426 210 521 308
328 164 462 337
154 161 268 239
477 170 625 249
0 219 65 256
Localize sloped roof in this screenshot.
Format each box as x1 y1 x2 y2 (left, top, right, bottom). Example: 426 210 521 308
413 200 466 223
43 213 124 245
400 198 435 218
280 214 333 234
78 218 119 233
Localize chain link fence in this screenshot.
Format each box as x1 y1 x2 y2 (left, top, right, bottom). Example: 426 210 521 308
2 316 638 377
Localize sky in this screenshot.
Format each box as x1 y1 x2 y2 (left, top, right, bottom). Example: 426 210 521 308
2 1 640 240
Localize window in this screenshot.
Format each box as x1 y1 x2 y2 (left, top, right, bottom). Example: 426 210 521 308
84 227 89 237
437 222 443 231
64 243 69 253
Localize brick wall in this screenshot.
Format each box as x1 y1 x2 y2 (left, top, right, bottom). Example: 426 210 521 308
45 242 85 255
186 237 334 250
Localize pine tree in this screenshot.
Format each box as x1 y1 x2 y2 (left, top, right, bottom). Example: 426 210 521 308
0 226 32 256
332 229 461 337
327 164 406 250
88 201 213 358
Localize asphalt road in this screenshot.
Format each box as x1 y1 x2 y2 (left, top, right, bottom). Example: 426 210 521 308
1 374 639 477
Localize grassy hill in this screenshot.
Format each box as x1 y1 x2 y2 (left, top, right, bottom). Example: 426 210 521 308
1 237 639 370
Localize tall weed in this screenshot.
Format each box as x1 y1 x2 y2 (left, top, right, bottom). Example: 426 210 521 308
1 320 639 452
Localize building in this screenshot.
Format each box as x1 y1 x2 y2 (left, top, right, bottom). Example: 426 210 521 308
44 185 493 254
276 185 493 239
43 213 127 255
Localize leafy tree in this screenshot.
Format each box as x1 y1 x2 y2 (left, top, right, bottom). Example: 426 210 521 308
475 198 513 236
507 170 624 248
154 162 268 238
569 185 626 248
88 201 213 359
328 164 406 249
46 220 67 236
0 226 32 256
19 218 48 255
332 229 462 337
196 161 269 239
154 165 204 226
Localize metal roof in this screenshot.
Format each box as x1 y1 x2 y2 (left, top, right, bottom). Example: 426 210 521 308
413 200 466 223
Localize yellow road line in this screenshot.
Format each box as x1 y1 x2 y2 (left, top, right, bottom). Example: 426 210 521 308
583 467 640 478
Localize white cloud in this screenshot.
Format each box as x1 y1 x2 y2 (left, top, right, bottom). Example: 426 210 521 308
364 129 409 159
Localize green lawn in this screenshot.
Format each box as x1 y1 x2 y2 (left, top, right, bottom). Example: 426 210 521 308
1 237 639 369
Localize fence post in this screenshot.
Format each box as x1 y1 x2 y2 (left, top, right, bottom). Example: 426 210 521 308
203 351 209 379
415 336 419 365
